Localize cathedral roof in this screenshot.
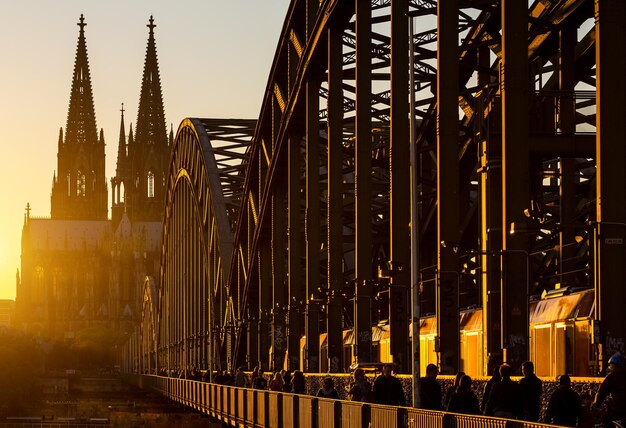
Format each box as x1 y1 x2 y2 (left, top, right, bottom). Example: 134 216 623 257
25 218 111 251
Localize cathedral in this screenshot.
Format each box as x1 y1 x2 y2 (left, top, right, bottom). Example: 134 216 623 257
15 15 171 349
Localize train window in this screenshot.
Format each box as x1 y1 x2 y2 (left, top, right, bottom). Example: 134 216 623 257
555 323 575 376
534 324 552 377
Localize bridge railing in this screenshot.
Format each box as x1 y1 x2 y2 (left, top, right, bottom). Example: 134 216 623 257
125 374 563 428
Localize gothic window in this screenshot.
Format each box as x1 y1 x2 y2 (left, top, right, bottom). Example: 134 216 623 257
34 266 44 305
120 181 125 203
147 171 155 198
67 173 71 196
77 171 86 196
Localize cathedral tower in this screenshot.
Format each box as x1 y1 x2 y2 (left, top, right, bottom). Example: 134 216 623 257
123 16 170 222
51 15 107 220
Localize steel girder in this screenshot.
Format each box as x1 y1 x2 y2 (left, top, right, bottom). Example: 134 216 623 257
156 118 254 374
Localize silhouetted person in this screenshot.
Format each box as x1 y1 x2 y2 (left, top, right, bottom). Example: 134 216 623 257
593 352 626 427
481 366 501 413
374 364 406 406
349 368 373 402
253 369 268 390
519 361 542 421
282 370 293 392
292 370 305 394
268 372 284 391
418 363 442 410
544 374 582 427
234 366 247 387
447 375 480 415
485 363 523 419
316 377 339 399
444 371 465 409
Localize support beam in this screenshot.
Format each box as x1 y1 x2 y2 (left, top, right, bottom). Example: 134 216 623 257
272 184 288 372
305 80 321 373
389 0 411 373
327 22 344 373
595 0 626 372
436 0 460 375
501 0 530 372
354 0 373 365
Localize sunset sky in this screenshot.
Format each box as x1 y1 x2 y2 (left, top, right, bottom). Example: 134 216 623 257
0 1 289 299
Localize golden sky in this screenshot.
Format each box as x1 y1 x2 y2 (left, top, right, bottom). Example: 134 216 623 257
0 0 289 299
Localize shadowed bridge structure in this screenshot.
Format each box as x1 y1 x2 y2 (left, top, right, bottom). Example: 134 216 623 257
124 1 626 420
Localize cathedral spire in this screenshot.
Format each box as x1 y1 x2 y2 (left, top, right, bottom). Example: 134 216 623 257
51 14 107 220
135 15 167 148
65 14 98 146
116 103 127 176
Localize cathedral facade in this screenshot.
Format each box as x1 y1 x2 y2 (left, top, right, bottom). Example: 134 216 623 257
16 15 170 348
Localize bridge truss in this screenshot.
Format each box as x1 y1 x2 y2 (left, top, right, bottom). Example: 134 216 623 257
130 0 626 378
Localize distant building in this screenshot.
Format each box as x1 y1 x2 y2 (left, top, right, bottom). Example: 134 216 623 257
0 299 15 327
15 15 169 343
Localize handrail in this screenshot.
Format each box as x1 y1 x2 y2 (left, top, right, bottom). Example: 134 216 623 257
125 374 567 428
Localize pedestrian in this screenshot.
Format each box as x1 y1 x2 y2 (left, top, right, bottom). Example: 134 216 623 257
580 393 602 428
444 371 465 409
481 366 501 413
593 352 626 427
292 370 306 394
253 368 268 390
283 370 293 392
316 377 339 399
374 363 406 406
234 366 247 388
418 363 442 410
348 368 373 402
484 363 523 419
544 374 582 427
447 375 481 415
268 372 284 391
519 361 542 421
250 366 259 387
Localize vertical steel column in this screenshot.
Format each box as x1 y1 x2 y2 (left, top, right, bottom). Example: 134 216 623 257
595 0 626 369
327 21 344 373
272 184 288 372
259 243 273 371
305 80 321 372
288 133 304 371
390 0 411 373
354 0 373 365
501 1 530 371
559 26 576 284
436 0 460 375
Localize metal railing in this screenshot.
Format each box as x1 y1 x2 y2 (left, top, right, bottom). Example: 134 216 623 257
125 374 563 428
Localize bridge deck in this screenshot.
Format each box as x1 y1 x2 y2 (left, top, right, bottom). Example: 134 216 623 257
127 375 562 428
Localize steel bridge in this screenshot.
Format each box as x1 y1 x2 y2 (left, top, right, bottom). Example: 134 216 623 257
124 0 626 380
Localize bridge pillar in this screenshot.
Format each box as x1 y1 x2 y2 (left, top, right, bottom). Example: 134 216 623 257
595 0 626 371
327 21 344 373
501 0 530 372
353 0 374 366
436 0 460 375
389 0 411 374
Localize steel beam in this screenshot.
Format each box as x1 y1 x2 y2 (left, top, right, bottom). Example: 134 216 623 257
354 0 373 365
501 0 530 371
595 0 626 371
272 181 288 372
288 133 304 371
305 80 321 373
327 21 344 373
259 242 272 372
390 0 411 373
436 0 460 375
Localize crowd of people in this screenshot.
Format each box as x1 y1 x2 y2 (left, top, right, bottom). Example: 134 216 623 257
164 352 626 427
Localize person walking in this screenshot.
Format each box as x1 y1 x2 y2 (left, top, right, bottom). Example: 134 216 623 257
447 375 481 415
292 370 306 394
234 366 248 387
252 368 268 390
316 377 339 399
481 366 501 413
349 368 373 402
268 372 285 391
544 374 582 427
418 363 443 410
484 364 523 419
374 363 406 406
593 352 626 427
444 371 465 409
519 361 543 421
